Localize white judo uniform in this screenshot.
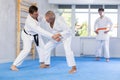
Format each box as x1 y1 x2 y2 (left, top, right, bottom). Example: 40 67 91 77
94 16 112 58
41 16 76 67
13 14 53 66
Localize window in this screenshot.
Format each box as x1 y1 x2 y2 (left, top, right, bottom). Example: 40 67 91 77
90 13 99 36
57 5 118 37
90 5 103 12
105 13 117 37
75 5 88 36
57 5 72 27
75 13 88 36
104 5 118 37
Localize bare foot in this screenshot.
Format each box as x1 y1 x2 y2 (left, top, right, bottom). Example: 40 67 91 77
69 66 77 74
106 58 110 62
10 65 19 71
40 64 50 68
96 57 100 61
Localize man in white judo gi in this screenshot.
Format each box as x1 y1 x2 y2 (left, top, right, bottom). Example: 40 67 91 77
10 6 61 71
94 8 113 62
40 11 77 74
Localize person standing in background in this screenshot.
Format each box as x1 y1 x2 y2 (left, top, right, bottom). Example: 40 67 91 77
94 8 113 62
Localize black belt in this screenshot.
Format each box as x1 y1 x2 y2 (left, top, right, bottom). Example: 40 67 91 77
33 34 39 46
24 29 39 46
23 29 32 36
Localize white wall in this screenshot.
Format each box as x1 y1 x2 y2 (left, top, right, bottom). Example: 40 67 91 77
36 0 57 15
0 0 16 63
0 0 57 63
55 37 81 57
55 37 120 58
